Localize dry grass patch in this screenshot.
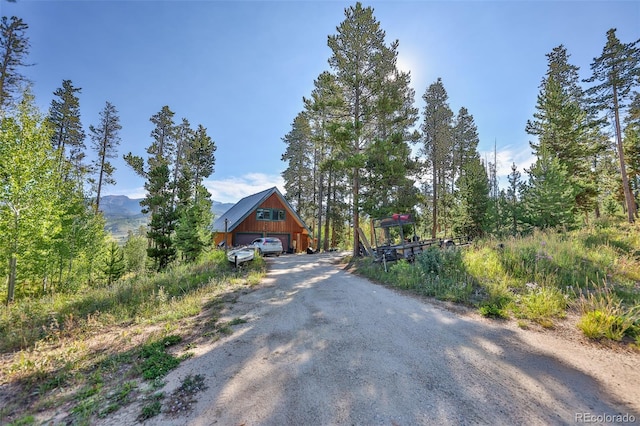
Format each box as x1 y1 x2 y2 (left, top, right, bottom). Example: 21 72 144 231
0 251 266 425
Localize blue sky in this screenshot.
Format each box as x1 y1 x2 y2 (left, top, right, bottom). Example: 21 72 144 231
3 0 639 203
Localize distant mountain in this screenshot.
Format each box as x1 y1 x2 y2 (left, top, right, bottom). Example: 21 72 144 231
212 200 236 218
100 195 146 218
101 195 235 242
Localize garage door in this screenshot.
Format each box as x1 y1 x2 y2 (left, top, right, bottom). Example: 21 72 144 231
235 233 261 246
268 234 290 252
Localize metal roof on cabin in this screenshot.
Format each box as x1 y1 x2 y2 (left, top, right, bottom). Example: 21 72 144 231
211 187 310 234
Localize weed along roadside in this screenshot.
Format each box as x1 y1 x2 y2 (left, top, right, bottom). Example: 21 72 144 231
0 250 266 425
354 224 640 347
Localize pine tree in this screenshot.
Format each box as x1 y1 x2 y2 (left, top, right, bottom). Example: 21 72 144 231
173 118 194 210
188 124 216 200
174 187 212 262
585 29 640 222
506 162 523 236
420 78 453 238
327 2 417 256
362 134 419 219
125 107 215 268
125 106 178 271
89 101 121 213
174 124 216 262
102 241 125 285
144 163 175 270
453 157 490 238
522 149 577 229
451 107 480 189
281 112 314 220
0 16 30 110
48 79 86 182
623 92 640 204
303 71 350 251
526 45 601 219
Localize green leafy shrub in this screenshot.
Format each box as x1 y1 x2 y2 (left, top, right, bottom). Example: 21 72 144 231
416 247 442 274
479 293 510 319
389 260 421 289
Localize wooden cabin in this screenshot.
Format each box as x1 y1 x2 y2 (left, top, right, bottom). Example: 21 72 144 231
212 187 311 253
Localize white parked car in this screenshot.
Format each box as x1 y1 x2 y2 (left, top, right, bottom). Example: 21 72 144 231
250 237 283 256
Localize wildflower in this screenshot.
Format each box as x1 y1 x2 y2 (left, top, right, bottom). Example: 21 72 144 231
525 282 539 290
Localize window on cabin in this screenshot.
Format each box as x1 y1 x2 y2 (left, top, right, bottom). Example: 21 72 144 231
256 208 269 221
256 208 285 221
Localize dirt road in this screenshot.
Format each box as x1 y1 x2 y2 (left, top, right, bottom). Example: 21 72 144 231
110 252 639 425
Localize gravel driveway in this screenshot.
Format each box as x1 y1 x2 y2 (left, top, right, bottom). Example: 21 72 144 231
113 252 639 425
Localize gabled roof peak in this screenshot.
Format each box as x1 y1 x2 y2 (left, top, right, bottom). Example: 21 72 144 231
212 186 308 233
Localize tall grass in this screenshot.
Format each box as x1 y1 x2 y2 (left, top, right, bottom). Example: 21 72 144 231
0 249 266 352
573 281 639 341
1 249 266 425
355 219 640 341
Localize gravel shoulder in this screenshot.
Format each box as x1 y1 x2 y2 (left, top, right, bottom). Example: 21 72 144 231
103 252 640 425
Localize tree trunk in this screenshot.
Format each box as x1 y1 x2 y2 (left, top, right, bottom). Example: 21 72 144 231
352 81 362 257
612 83 637 223
431 165 438 239
352 167 360 257
7 256 16 305
323 168 332 252
317 175 323 252
95 142 106 213
6 207 19 305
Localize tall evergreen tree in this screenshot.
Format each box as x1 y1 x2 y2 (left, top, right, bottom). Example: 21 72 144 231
0 16 29 110
144 163 175 270
526 45 600 219
89 101 121 213
188 124 216 201
125 106 177 271
506 162 523 236
46 82 105 290
585 29 640 222
48 79 86 181
174 124 216 262
453 157 490 238
147 105 176 167
125 107 215 267
173 118 194 210
362 134 419 219
624 92 640 204
303 71 349 251
451 107 480 189
281 112 314 221
327 2 417 256
420 78 453 238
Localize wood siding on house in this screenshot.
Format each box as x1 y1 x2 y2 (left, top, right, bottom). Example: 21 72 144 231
214 193 310 252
